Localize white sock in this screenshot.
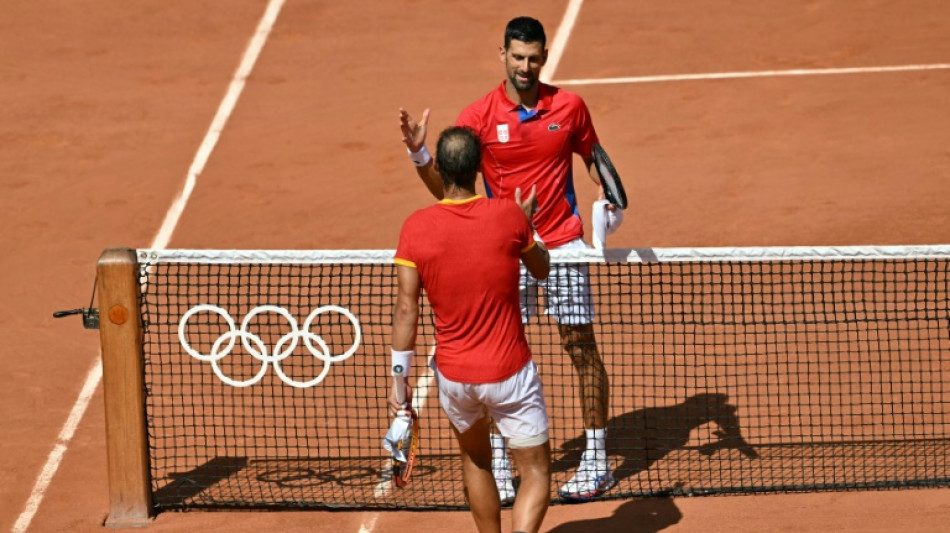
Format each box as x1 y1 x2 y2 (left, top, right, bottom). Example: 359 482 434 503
585 428 607 461
490 433 508 462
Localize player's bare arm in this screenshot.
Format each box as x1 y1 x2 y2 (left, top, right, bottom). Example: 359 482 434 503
584 155 615 210
399 107 444 199
521 240 550 281
389 264 420 415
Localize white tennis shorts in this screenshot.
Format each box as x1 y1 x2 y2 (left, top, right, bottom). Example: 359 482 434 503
435 360 549 449
521 237 594 326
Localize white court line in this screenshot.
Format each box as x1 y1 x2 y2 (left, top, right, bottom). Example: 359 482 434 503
552 63 950 86
152 0 286 250
12 1 286 531
540 0 584 83
12 361 102 533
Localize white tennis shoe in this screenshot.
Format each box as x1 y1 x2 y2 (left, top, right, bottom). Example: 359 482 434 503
492 457 516 505
558 451 615 501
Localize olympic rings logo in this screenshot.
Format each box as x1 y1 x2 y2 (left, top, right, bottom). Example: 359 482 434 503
177 304 361 389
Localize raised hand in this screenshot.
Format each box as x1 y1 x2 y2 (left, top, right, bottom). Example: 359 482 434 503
514 185 539 223
399 107 430 152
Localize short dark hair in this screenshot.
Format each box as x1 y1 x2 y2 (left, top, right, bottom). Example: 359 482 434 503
436 127 481 189
504 16 546 49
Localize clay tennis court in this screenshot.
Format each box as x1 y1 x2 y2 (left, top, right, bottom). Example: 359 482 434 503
3 0 949 531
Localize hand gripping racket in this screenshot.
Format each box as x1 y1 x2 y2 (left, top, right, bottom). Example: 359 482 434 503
388 370 419 488
592 143 628 210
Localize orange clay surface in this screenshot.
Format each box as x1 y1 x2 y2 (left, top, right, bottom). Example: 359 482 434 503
1 1 949 531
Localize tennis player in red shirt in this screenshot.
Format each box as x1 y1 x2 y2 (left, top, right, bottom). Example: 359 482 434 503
390 126 551 533
397 16 615 502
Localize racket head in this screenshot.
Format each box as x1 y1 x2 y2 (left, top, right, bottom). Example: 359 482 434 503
392 411 419 487
592 143 628 210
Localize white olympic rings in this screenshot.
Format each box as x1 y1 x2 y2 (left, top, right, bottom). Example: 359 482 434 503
177 304 361 388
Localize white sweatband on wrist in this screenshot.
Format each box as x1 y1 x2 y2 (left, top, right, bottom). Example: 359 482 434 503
390 348 413 376
408 146 431 167
533 231 544 245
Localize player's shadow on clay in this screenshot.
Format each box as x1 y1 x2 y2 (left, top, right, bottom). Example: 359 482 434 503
546 496 683 533
553 392 759 485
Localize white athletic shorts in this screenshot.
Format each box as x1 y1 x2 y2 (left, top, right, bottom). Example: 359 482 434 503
520 237 594 326
434 359 549 449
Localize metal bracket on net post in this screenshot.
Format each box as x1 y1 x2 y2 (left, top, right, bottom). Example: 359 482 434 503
52 307 100 329
53 274 101 329
96 248 153 527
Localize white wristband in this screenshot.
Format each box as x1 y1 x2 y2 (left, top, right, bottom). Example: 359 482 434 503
408 146 432 167
533 230 544 244
390 348 413 376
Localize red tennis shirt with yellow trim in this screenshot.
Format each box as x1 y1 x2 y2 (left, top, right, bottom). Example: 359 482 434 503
455 80 599 248
394 195 537 384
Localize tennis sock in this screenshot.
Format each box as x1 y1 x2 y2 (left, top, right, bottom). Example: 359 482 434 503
585 428 607 462
490 433 508 461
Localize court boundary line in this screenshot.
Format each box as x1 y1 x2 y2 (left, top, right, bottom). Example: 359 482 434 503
540 0 584 84
11 1 286 531
12 360 103 533
552 62 950 86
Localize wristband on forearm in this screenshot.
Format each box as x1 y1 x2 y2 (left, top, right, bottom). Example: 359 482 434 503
390 348 413 376
407 146 431 167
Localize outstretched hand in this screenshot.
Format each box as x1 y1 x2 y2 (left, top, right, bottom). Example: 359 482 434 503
399 107 430 152
514 185 539 223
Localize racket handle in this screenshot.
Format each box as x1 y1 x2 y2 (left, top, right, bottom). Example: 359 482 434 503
393 374 407 406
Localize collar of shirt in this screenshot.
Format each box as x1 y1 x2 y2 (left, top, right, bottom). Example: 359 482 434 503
495 80 553 123
438 195 483 205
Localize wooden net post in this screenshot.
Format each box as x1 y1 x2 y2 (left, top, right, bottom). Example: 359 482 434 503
97 248 153 526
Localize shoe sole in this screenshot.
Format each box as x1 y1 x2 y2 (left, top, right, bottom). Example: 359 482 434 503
558 478 616 502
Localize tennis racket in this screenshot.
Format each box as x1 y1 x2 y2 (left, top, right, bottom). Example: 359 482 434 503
592 143 628 210
389 372 419 488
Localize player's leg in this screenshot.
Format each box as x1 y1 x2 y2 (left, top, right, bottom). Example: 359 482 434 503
491 267 542 504
435 364 502 531
556 324 614 501
482 360 551 533
558 322 609 429
452 416 502 533
508 441 551 533
544 238 614 500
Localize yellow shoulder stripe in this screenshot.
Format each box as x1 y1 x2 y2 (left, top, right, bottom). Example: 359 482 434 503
393 258 417 268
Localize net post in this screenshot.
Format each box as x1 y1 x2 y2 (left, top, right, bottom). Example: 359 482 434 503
97 248 153 527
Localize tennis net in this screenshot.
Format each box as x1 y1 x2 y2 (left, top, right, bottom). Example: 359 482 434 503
128 245 950 511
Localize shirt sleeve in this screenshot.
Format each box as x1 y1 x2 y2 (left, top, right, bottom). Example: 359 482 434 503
570 95 599 158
